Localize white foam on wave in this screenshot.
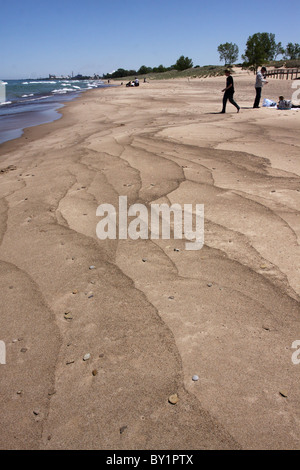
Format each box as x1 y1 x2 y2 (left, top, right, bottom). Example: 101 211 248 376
51 88 78 94
23 81 57 85
52 89 67 94
0 101 12 106
24 96 50 102
61 83 81 90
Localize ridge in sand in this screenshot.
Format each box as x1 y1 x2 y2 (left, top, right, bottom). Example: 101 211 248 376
0 72 299 450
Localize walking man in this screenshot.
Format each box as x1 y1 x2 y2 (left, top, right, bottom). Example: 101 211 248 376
221 70 240 113
253 66 268 108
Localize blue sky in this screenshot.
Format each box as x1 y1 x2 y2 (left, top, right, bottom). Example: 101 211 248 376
1 0 300 79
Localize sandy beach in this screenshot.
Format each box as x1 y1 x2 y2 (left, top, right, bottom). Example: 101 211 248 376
0 70 299 450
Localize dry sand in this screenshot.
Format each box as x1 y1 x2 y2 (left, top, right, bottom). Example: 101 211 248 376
0 70 299 450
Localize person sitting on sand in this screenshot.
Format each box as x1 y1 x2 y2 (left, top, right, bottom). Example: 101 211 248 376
134 77 139 87
221 70 240 114
278 95 300 109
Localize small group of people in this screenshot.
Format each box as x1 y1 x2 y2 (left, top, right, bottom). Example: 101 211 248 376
126 77 139 87
221 66 270 113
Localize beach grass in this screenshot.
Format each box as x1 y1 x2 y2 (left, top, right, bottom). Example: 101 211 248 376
113 65 227 81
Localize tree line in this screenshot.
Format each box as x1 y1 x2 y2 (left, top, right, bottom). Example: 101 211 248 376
218 34 300 72
103 33 300 79
103 56 194 79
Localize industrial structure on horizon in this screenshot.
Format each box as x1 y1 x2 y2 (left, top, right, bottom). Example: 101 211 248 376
48 73 101 80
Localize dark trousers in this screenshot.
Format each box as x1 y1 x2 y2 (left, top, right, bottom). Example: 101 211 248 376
253 87 261 108
222 91 239 113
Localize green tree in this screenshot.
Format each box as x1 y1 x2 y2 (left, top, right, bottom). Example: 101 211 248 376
112 68 128 78
262 32 277 60
218 42 239 65
174 55 193 71
274 42 285 59
137 65 153 75
152 64 167 73
284 43 300 60
242 32 278 72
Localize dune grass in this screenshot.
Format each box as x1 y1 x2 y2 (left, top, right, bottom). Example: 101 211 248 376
113 65 227 82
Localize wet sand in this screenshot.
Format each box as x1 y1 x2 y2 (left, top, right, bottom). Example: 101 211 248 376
0 71 299 450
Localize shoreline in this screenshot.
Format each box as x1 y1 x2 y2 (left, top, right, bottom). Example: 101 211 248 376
0 102 65 145
0 86 107 155
0 81 113 146
0 74 299 450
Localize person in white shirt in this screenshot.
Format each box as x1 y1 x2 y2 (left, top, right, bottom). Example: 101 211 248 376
253 66 268 108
